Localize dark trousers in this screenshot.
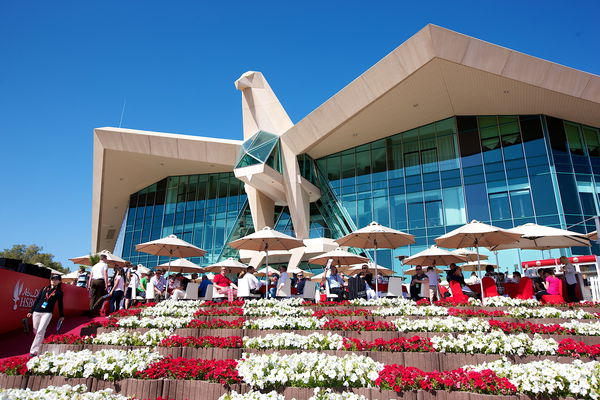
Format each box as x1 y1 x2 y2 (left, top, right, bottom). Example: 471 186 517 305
329 287 347 301
566 283 578 303
90 279 106 311
409 285 423 300
535 290 549 300
110 290 124 313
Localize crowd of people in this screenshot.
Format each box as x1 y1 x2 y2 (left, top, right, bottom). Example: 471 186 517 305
69 254 581 311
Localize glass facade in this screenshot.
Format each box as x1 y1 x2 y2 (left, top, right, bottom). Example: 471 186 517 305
315 115 600 273
120 115 599 275
122 172 248 267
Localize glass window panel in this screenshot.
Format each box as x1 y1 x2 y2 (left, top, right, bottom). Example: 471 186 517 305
579 192 597 216
355 150 371 176
404 152 420 176
341 153 355 179
373 196 390 226
583 127 600 157
326 156 341 181
371 148 387 173
557 173 582 215
478 116 497 129
435 118 455 136
489 192 511 220
457 116 482 162
442 187 466 225
421 149 438 173
407 202 425 229
546 116 568 153
565 123 584 155
425 201 443 227
510 189 534 218
465 184 490 221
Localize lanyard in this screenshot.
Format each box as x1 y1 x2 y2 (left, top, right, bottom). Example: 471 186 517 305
45 287 57 301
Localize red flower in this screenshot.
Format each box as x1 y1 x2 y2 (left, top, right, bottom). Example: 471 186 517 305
85 317 119 328
160 335 243 349
43 334 92 344
193 307 244 317
323 319 396 331
342 336 434 352
0 355 30 376
136 356 240 384
488 319 573 335
312 309 372 318
557 338 600 358
110 308 142 317
448 308 508 318
202 300 245 307
376 364 516 395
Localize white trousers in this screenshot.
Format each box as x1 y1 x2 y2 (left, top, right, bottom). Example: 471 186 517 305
171 289 185 301
30 312 53 355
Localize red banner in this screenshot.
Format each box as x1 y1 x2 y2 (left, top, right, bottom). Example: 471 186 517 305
1 269 88 334
522 255 598 269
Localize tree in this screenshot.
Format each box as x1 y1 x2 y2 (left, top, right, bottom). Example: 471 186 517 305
0 244 67 273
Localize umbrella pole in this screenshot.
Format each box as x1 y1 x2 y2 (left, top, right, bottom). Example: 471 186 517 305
265 244 269 299
374 240 379 298
476 240 484 300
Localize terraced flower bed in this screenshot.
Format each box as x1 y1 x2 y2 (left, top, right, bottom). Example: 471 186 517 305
3 298 600 399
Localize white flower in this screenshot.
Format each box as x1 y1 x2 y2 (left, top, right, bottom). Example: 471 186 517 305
431 331 558 356
466 358 600 399
243 332 345 350
118 316 192 329
92 329 171 346
218 391 285 400
0 384 129 400
237 352 382 389
394 316 489 333
26 348 162 380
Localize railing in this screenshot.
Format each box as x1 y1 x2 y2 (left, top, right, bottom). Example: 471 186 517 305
591 276 600 302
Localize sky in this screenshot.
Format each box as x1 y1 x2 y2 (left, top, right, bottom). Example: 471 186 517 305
1 0 599 271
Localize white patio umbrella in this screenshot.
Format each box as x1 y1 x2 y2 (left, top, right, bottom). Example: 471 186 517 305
452 248 489 262
310 271 327 282
488 223 591 251
203 258 248 273
136 234 206 274
308 248 369 267
62 270 81 283
336 221 415 296
403 246 468 266
157 258 204 274
228 227 304 298
435 220 522 297
69 250 127 268
460 261 498 271
136 264 151 275
586 231 598 241
255 266 280 277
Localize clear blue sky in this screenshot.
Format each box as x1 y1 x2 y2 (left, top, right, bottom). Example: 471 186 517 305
1 0 599 271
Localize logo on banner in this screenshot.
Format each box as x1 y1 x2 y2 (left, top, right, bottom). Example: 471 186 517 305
12 280 39 311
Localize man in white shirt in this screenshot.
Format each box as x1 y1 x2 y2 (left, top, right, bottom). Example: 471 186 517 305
322 265 347 301
425 266 441 302
277 266 290 298
88 254 109 314
150 269 168 300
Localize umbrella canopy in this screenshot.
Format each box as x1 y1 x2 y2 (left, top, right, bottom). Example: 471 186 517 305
404 266 446 276
228 227 304 299
336 221 414 297
342 263 396 276
203 257 248 273
435 220 522 249
135 264 151 275
228 226 304 252
452 248 489 262
62 270 81 282
255 266 280 277
403 246 467 266
69 250 127 268
489 223 591 250
308 248 369 266
157 258 204 274
460 261 498 271
336 221 415 249
136 234 207 258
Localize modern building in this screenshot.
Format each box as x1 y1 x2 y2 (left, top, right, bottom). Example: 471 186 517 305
92 25 600 273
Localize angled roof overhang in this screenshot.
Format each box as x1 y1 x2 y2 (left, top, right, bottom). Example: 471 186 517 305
280 24 600 159
92 127 242 252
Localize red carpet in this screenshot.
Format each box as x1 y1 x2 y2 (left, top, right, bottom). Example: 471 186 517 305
0 314 103 360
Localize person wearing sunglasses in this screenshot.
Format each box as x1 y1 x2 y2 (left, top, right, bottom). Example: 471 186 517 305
27 274 64 356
